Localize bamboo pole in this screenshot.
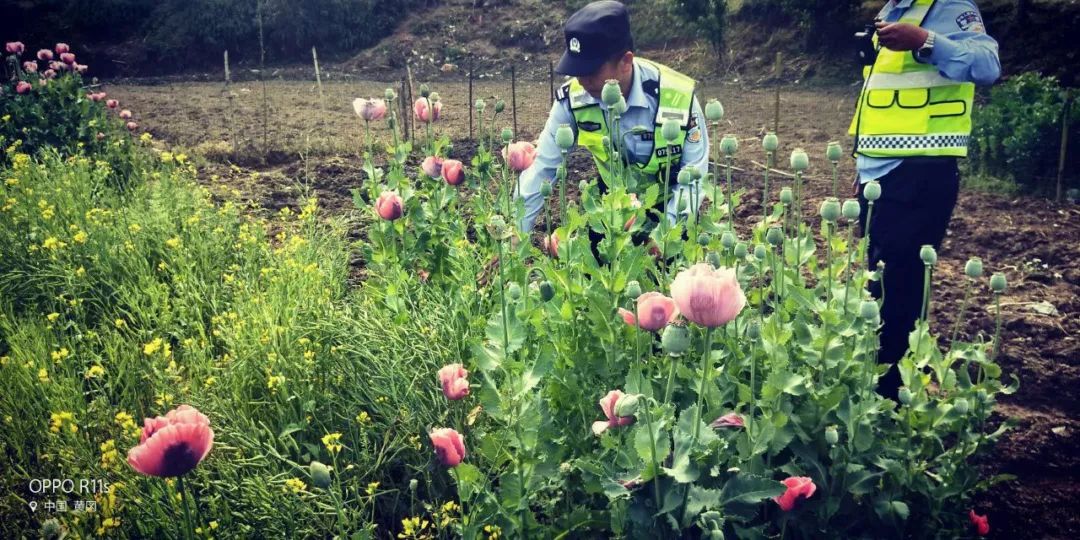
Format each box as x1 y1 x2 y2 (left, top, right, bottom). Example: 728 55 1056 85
1057 92 1072 203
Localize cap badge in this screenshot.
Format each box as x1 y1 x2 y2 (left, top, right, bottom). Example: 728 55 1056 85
569 37 581 53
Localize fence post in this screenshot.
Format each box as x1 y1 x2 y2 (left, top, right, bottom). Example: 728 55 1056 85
400 78 410 143
406 65 416 142
773 52 782 133
511 64 518 138
549 60 554 104
312 47 324 113
469 56 475 142
1057 91 1072 203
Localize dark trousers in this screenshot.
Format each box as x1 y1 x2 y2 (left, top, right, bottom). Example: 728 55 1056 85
858 157 960 400
586 168 684 264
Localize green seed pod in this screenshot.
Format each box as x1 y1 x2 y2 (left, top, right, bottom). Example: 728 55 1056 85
920 244 938 266
601 136 611 149
720 134 739 157
614 96 628 115
965 257 984 279
613 393 640 417
626 280 642 299
990 272 1007 293
705 99 724 122
721 230 736 249
661 324 691 355
976 389 990 405
540 181 553 197
419 84 431 98
678 168 695 185
863 180 882 202
310 460 332 489
429 91 441 102
698 232 711 246
507 282 522 301
409 479 418 492
539 281 555 302
747 321 761 339
790 148 809 172
780 187 794 205
706 251 722 268
495 99 506 113
766 226 783 246
685 165 703 181
733 242 748 258
825 425 839 445
754 244 767 260
556 123 574 150
842 199 861 220
677 196 688 213
474 98 486 113
898 387 913 405
41 518 63 540
601 79 621 106
487 214 508 239
385 88 397 101
501 127 514 144
820 198 842 222
826 141 843 162
559 461 572 475
762 131 779 153
954 398 970 415
859 300 879 320
661 118 681 144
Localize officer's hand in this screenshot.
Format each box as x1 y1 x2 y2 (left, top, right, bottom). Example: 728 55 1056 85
874 22 929 52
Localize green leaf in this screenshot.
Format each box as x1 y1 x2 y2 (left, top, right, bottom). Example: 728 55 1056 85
683 486 722 526
720 473 785 507
454 463 483 502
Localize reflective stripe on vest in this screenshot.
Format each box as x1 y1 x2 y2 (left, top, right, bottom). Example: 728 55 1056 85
565 58 695 184
848 0 975 158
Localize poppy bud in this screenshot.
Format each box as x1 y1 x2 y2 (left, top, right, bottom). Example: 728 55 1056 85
385 88 397 101
898 387 913 405
790 149 809 172
677 168 694 185
766 226 783 246
602 79 621 106
474 98 486 113
863 181 882 202
507 282 522 301
409 479 418 492
419 84 431 98
501 127 513 144
539 281 555 302
706 251 722 268
825 425 839 445
820 198 841 222
495 100 506 113
842 199 861 220
661 324 691 355
976 389 990 405
698 232 711 246
613 393 640 417
780 187 794 205
859 300 879 320
965 258 983 279
429 91 441 102
747 321 761 339
734 242 748 258
310 461 332 489
720 134 738 157
625 280 642 299
990 273 1007 293
705 99 724 122
661 119 680 144
762 132 779 153
556 123 574 150
826 141 843 162
487 215 508 238
601 136 611 149
721 230 736 249
754 244 767 260
954 398 970 414
920 245 937 266
685 166 702 181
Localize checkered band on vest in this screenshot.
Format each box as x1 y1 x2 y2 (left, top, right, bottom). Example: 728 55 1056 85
858 134 970 150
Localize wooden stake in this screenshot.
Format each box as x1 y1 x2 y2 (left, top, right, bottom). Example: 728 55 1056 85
400 78 410 142
1057 91 1072 203
406 65 416 142
312 47 324 113
469 56 475 142
511 64 518 138
773 52 782 134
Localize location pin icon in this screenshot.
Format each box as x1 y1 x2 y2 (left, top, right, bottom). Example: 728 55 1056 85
28 501 37 512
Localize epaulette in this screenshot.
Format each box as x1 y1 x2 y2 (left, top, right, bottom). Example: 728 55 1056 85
555 81 571 102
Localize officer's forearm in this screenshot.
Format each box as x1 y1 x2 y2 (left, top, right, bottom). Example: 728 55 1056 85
929 33 1001 86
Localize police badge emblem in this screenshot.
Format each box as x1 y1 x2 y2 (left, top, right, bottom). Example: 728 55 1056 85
569 38 581 53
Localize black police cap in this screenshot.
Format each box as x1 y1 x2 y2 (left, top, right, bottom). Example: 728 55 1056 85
556 1 635 77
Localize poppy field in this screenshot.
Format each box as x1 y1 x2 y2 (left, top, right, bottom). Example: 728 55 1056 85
2 40 1078 540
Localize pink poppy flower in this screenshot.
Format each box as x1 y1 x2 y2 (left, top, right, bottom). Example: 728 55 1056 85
119 110 132 120
375 190 403 221
670 263 746 328
503 141 537 172
352 98 387 122
15 81 31 94
127 405 214 477
437 363 470 401
543 232 559 259
106 99 118 109
55 43 70 54
75 64 88 74
709 412 745 429
126 121 138 131
22 61 37 73
421 156 444 178
441 159 465 186
37 49 53 61
969 509 990 536
624 193 642 231
773 476 816 511
60 52 75 65
5 42 24 55
42 69 57 79
413 97 441 122
591 390 635 436
429 428 466 467
635 291 679 332
617 308 636 327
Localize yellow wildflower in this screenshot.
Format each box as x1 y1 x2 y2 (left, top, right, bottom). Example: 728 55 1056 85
100 439 119 469
38 367 49 383
128 223 141 233
73 230 88 244
96 517 121 536
51 348 70 363
85 365 105 379
165 236 182 249
285 478 306 493
75 266 86 277
321 432 344 455
47 312 60 322
42 237 66 250
49 411 76 434
366 481 380 496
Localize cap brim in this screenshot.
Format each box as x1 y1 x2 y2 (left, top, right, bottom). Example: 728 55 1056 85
556 51 605 77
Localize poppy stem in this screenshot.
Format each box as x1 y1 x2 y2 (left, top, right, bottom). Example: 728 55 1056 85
177 476 196 540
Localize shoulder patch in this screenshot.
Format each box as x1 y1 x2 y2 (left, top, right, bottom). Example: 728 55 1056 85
642 79 660 98
555 82 571 102
955 10 985 32
687 129 701 143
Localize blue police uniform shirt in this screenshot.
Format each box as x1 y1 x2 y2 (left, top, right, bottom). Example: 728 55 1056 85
857 0 1001 183
514 59 710 233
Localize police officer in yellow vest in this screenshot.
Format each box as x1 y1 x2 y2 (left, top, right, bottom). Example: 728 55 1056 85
850 0 999 400
513 0 708 256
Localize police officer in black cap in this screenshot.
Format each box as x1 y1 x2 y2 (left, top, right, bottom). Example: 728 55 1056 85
513 0 709 257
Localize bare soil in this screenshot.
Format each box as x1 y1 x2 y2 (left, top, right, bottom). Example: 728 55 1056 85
109 78 1080 539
